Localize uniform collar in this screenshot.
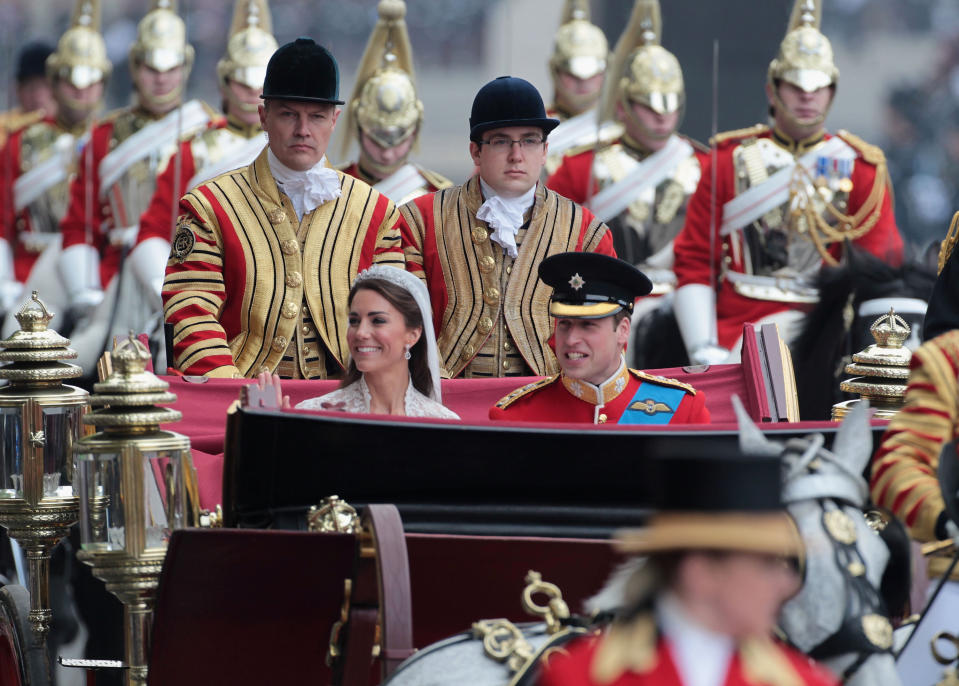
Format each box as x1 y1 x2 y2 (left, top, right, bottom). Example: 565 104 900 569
771 126 826 155
226 114 261 139
560 359 630 406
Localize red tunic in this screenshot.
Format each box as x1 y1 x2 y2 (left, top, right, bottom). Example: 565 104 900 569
673 128 903 349
136 137 201 247
546 138 709 205
539 635 837 686
488 368 710 425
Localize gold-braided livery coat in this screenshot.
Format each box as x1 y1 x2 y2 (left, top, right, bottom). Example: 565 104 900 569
163 148 404 378
400 175 616 377
871 330 959 542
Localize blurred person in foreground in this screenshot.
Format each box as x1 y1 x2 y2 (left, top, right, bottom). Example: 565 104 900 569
400 76 616 379
671 0 903 366
162 38 405 379
338 0 451 204
538 456 835 686
490 252 708 425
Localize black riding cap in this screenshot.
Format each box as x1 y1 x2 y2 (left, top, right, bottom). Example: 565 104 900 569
261 37 345 105
469 76 559 141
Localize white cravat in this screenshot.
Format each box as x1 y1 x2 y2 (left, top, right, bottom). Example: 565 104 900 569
657 593 735 686
476 178 536 259
268 149 340 221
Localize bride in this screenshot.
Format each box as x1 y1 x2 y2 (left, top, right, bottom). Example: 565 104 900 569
270 265 458 419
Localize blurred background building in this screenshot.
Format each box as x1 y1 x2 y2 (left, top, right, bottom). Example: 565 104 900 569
1 0 956 252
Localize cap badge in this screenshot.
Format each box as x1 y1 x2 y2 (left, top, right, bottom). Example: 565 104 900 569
568 273 584 290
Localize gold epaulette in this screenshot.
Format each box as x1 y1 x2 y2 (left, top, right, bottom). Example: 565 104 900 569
494 375 559 409
939 211 959 275
709 123 769 148
0 108 43 134
836 129 886 167
417 166 454 190
629 369 696 395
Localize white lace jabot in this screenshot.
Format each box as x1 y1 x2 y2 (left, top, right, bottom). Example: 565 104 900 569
268 148 340 221
295 377 459 419
476 178 536 258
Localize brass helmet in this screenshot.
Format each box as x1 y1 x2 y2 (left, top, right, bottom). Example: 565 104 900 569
46 0 111 91
341 0 423 165
129 0 194 108
549 0 608 116
217 0 278 92
768 0 838 125
600 0 683 136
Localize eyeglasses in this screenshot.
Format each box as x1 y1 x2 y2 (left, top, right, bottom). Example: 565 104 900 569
478 135 546 151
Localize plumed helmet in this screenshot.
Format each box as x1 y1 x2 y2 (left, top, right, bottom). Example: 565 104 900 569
550 0 608 82
46 0 111 90
261 38 344 105
129 0 194 74
768 0 838 93
469 76 560 142
342 0 423 156
217 0 278 90
600 0 684 122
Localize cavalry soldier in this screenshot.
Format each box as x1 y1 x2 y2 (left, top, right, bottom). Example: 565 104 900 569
400 76 616 379
490 252 708 424
133 0 278 321
338 0 451 204
0 1 109 316
543 0 613 175
539 455 835 685
0 42 56 149
548 0 706 304
54 0 216 373
672 0 903 366
163 38 405 379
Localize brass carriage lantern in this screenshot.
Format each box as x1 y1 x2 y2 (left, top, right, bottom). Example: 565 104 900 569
0 292 88 638
75 333 197 686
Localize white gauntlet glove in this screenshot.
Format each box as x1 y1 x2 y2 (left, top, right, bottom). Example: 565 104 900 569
674 283 731 365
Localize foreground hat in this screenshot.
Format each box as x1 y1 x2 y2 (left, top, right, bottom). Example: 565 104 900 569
469 76 560 141
616 453 802 558
261 37 344 105
540 252 652 319
17 42 54 82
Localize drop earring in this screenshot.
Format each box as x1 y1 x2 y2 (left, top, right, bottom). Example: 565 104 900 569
404 344 411 360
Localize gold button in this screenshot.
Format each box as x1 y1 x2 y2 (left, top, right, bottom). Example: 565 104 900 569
463 343 476 358
269 208 287 225
271 336 288 352
483 287 500 305
598 413 608 424
301 324 310 335
505 265 512 275
286 271 302 287
478 255 495 273
471 227 488 244
502 360 510 370
477 316 493 335
303 346 312 356
281 239 298 255
282 302 298 319
503 341 511 351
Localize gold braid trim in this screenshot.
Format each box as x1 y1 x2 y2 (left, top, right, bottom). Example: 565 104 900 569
709 123 769 147
938 211 959 275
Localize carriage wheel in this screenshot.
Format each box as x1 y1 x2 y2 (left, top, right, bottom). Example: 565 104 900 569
0 585 51 686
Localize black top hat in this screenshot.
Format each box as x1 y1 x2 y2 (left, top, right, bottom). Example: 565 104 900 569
539 252 652 319
261 37 345 105
17 41 54 82
469 76 560 141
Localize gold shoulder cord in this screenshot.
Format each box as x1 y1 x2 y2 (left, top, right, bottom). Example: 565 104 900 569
938 212 959 275
798 137 889 266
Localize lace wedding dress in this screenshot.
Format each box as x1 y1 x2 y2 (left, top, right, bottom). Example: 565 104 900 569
295 377 459 419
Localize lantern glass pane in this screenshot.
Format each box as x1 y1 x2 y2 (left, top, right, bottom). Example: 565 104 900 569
0 407 23 499
41 405 84 498
75 451 124 551
143 449 185 549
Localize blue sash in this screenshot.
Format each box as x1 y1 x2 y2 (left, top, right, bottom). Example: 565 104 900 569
617 381 685 425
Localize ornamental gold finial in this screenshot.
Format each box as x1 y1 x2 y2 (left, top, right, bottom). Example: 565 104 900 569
111 332 152 376
870 308 910 348
15 292 54 334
